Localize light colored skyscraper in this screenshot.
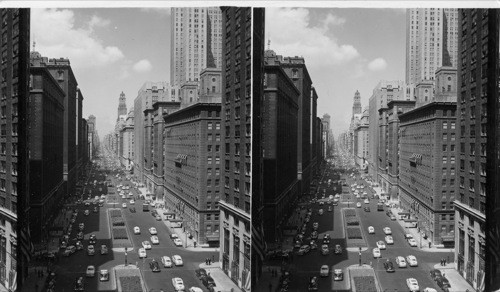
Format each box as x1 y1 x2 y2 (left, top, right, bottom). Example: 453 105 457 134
170 7 222 87
405 8 458 99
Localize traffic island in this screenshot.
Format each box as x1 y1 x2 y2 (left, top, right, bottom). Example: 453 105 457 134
348 265 381 292
114 265 146 292
107 208 133 249
342 208 367 248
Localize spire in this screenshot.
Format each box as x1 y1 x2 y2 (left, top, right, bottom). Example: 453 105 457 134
267 39 271 50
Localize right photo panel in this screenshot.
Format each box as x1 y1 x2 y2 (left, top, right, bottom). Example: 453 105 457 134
252 7 499 292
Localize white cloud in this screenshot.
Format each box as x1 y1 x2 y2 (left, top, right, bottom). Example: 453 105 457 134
267 8 359 69
140 7 171 15
31 9 124 69
368 58 388 71
133 59 152 73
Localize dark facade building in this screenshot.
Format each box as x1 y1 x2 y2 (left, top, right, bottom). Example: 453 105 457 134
264 50 313 196
76 88 84 178
261 59 299 243
0 8 30 291
219 7 252 291
251 7 265 288
28 58 65 244
163 101 221 245
45 58 78 197
454 9 494 291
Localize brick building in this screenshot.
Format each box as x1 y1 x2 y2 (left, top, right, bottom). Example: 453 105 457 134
28 58 65 244
219 7 252 291
261 59 300 243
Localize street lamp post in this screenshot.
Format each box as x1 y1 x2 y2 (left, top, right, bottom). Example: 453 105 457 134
125 247 128 266
359 247 362 266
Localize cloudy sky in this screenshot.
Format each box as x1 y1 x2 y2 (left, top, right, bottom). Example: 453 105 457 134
31 8 172 135
266 7 406 137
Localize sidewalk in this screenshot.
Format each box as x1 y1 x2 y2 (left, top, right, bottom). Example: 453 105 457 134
199 262 242 292
254 265 288 292
432 262 475 292
20 266 51 292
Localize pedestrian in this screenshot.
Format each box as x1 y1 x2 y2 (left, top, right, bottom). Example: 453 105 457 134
212 255 215 263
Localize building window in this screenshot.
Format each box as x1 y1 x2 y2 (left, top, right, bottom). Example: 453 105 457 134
469 179 475 192
208 157 212 164
207 145 212 152
215 122 220 130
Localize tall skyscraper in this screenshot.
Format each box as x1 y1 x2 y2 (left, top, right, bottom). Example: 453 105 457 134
0 8 30 291
405 8 458 99
117 91 127 119
219 7 252 291
352 90 362 116
454 9 496 292
170 7 222 88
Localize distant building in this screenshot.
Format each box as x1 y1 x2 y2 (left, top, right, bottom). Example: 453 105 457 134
262 57 300 243
120 109 134 170
321 114 331 158
354 108 369 169
133 82 181 185
219 7 252 291
117 91 127 119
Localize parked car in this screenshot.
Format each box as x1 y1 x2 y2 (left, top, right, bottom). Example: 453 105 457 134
87 245 95 256
86 265 95 277
334 244 342 255
319 265 329 277
321 244 329 255
333 269 343 281
429 269 443 281
100 244 108 255
408 238 418 247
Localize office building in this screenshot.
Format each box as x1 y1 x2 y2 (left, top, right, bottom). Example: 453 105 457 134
219 7 251 291
454 9 495 291
170 7 222 88
405 8 458 99
262 52 300 243
0 8 30 291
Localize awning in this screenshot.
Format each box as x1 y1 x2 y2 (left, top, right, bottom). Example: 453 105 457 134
205 235 220 242
441 236 455 242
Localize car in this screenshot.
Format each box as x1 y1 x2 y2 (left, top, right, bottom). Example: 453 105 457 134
321 244 329 255
63 245 76 256
372 248 381 258
138 248 147 258
74 276 85 291
161 256 173 268
376 241 386 250
423 288 438 292
333 269 343 281
141 240 152 250
130 199 135 204
174 238 183 246
134 226 140 234
308 276 319 291
364 206 371 212
385 235 394 245
328 206 333 212
195 268 208 278
356 202 361 208
405 234 413 239
172 277 185 291
390 215 397 220
322 234 331 244
318 209 324 215
84 210 90 216
320 265 329 277
87 245 95 255
383 227 392 235
298 245 311 255
383 260 395 272
173 255 183 266
436 277 451 291
99 270 109 282
311 231 318 239
368 226 375 234
79 223 85 231
155 215 162 221
408 238 418 247
189 288 204 292
406 278 420 292
75 240 83 250
86 265 95 277
429 269 443 281
150 259 161 272
151 236 159 244
89 234 96 245
122 203 127 208
312 222 319 230
149 227 157 235
93 207 98 213
170 233 179 239
101 244 108 255
364 199 369 204
334 244 342 255
319 201 324 205
396 256 407 268
406 255 418 267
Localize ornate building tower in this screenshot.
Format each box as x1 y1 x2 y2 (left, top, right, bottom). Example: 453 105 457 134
117 91 127 120
352 90 362 117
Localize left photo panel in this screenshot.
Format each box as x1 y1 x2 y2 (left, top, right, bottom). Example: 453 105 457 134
0 7 252 292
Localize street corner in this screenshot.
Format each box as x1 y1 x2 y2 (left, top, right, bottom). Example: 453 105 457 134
347 264 381 292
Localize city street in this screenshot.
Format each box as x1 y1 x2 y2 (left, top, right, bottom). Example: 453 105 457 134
48 154 217 292
261 155 454 292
